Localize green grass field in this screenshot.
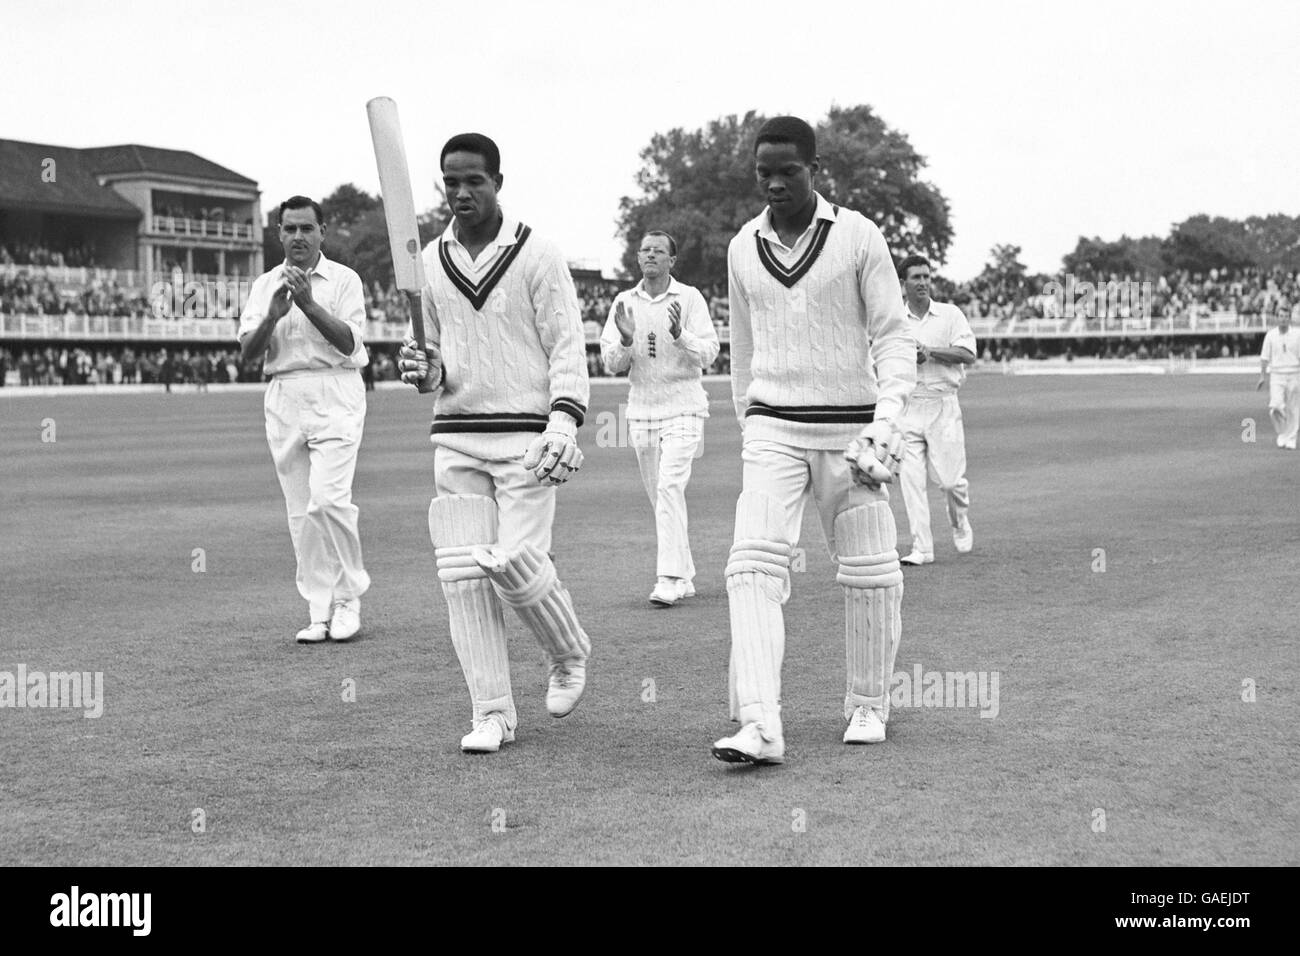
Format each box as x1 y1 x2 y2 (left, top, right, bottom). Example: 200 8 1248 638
1 373 1296 866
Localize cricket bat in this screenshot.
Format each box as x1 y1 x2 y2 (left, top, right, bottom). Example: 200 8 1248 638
366 96 427 350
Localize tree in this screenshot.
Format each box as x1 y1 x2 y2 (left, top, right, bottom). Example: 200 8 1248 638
1162 215 1253 273
1062 234 1165 277
616 106 953 287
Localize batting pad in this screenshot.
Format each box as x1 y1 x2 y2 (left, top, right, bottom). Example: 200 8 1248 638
474 543 591 663
429 495 516 729
835 502 904 721
725 491 790 733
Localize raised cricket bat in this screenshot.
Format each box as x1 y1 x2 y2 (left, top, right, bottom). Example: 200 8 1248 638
366 96 427 350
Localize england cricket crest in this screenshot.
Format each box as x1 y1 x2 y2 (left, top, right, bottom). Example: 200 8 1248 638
647 331 657 358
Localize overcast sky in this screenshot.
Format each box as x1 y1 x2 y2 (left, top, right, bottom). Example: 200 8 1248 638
2 0 1296 280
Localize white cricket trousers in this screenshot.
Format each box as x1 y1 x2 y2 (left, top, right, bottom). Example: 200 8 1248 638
629 415 704 582
900 392 970 556
1268 372 1300 446
264 368 370 623
432 446 556 551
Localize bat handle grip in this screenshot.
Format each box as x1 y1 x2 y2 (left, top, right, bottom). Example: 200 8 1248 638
406 290 427 352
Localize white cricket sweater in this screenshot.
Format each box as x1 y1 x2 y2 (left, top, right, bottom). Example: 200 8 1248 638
419 214 590 461
599 277 720 422
727 193 916 450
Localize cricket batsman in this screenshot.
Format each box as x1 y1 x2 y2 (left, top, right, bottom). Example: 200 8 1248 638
712 116 917 765
399 133 592 754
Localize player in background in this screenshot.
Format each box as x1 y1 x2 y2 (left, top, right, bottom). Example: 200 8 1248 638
896 255 977 565
238 196 370 644
399 133 592 754
1257 302 1300 450
600 231 720 606
712 116 917 765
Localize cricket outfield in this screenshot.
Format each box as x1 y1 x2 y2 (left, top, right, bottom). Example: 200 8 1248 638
1 374 1295 866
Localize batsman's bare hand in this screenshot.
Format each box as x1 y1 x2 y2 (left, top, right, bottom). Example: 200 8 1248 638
523 411 583 485
283 265 315 309
846 420 904 490
614 300 635 346
398 335 442 393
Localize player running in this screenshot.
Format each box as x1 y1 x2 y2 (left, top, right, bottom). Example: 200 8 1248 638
399 133 592 754
896 255 977 565
1257 302 1300 450
711 117 917 765
600 231 720 606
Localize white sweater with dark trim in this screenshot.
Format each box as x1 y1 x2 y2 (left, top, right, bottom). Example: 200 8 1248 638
419 223 590 462
727 198 916 450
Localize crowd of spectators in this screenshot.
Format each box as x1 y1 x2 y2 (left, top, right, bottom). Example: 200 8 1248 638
951 266 1297 326
0 344 410 388
0 273 152 318
152 204 254 228
0 240 97 268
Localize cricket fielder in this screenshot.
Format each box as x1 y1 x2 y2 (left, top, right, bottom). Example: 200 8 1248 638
601 231 720 606
712 117 917 765
399 133 591 754
1257 303 1300 450
238 196 370 644
896 255 977 565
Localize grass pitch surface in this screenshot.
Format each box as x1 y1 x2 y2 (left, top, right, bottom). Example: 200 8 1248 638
2 374 1295 865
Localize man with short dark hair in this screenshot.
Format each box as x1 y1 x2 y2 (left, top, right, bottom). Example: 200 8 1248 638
712 116 916 764
601 230 719 606
238 196 371 644
1257 302 1300 449
399 133 592 754
896 255 977 565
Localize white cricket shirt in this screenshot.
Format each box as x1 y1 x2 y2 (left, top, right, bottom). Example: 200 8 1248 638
907 299 977 396
238 253 368 375
1261 326 1300 375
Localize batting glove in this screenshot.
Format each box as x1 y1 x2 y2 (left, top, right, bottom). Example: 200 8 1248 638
523 411 583 484
398 336 441 393
845 419 904 489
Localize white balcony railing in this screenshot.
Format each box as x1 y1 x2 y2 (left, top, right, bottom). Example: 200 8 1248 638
150 216 256 241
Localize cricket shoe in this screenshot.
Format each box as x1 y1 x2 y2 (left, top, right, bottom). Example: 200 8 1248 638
953 518 974 554
295 621 330 644
649 579 678 606
712 722 785 765
680 580 696 598
843 706 886 744
461 715 514 754
900 550 934 566
546 659 587 717
328 599 361 641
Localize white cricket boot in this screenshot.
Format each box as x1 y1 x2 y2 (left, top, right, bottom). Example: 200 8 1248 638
546 659 587 717
712 722 785 765
843 705 887 744
295 621 329 644
953 518 973 554
328 598 361 641
900 550 934 566
460 714 515 753
649 577 680 607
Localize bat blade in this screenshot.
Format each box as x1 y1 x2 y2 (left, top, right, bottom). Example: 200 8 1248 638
366 96 427 349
